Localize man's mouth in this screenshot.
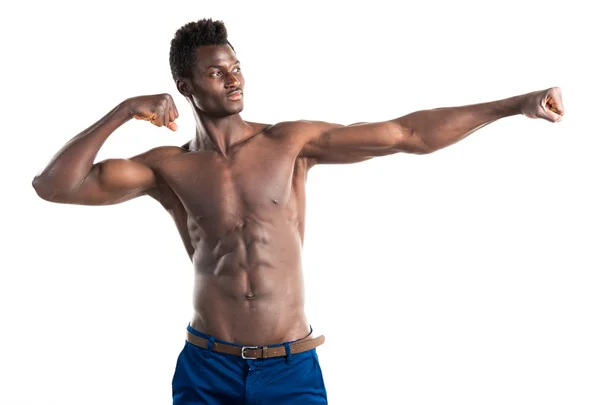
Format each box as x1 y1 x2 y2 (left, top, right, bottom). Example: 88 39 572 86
227 90 243 100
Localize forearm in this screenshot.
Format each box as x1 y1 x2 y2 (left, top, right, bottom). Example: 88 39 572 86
395 93 528 153
33 102 132 197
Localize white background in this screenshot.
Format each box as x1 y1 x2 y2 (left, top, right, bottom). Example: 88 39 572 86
1 0 598 404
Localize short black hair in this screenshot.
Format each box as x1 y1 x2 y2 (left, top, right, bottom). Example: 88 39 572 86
169 18 235 81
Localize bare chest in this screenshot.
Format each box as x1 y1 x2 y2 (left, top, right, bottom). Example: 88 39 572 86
154 139 307 236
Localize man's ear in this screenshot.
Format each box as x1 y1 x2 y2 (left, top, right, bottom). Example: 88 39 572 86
176 79 192 97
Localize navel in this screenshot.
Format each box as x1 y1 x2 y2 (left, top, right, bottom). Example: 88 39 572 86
245 292 255 300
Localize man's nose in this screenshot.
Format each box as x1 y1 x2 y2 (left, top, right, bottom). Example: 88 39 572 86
225 72 240 88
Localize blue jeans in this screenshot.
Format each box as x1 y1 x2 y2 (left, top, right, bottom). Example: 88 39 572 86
172 324 328 404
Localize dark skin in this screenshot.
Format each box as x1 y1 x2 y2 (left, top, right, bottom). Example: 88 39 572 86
32 44 565 345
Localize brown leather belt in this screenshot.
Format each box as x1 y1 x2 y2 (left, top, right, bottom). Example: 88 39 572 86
186 331 325 359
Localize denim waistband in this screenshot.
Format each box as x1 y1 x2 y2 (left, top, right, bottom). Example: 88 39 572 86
186 323 313 348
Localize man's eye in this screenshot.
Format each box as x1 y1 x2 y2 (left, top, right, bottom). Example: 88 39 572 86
233 67 241 73
210 71 222 77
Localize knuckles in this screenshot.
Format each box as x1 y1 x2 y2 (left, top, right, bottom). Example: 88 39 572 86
129 93 177 126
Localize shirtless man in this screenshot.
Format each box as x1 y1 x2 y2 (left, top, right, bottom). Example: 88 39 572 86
32 18 564 405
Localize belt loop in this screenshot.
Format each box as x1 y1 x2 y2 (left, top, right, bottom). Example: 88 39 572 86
204 336 216 359
284 342 292 363
262 346 268 359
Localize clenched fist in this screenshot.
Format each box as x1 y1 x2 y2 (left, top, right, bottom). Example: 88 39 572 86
521 87 564 123
124 93 179 131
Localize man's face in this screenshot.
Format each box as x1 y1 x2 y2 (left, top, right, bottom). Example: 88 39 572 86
185 45 245 117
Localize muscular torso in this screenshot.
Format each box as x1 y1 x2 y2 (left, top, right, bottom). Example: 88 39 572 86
147 123 313 345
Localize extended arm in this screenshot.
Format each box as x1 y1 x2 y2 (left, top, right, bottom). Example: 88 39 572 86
301 87 564 164
32 94 179 205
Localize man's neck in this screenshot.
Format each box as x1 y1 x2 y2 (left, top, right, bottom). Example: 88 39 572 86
192 110 251 157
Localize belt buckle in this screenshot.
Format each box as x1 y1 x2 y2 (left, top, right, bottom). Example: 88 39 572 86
241 346 259 359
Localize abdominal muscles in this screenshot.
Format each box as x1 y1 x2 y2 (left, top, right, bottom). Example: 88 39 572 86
189 214 309 346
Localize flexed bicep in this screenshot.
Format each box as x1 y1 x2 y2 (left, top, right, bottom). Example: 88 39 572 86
79 158 157 205
50 157 158 206
40 145 184 205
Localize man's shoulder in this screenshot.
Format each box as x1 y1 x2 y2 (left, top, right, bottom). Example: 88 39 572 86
132 145 187 166
265 120 342 140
